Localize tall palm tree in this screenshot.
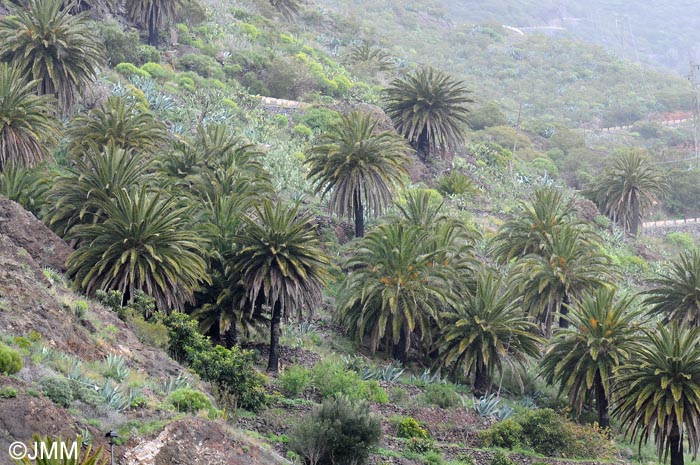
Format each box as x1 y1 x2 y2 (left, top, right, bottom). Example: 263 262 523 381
269 0 301 20
613 323 700 465
337 222 455 361
0 0 104 115
588 150 668 236
47 143 153 238
234 200 330 372
66 96 169 156
66 186 209 312
306 111 410 237
644 248 700 327
511 223 618 336
490 187 583 265
540 288 641 429
125 0 184 45
438 269 542 395
0 63 60 171
383 67 472 160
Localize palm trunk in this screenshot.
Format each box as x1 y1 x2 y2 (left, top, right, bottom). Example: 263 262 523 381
267 301 282 373
148 12 159 46
392 329 407 363
631 192 640 237
559 293 570 329
473 355 489 396
354 188 364 238
223 322 238 348
593 370 610 430
670 419 683 465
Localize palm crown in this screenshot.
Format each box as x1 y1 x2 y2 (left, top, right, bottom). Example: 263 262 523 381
0 0 104 115
383 67 472 160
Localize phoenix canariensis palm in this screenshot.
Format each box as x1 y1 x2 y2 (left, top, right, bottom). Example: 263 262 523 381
644 248 700 327
0 0 104 115
337 222 454 361
234 200 330 372
490 187 585 265
66 96 169 156
438 269 542 395
540 287 642 429
613 323 700 465
66 185 209 312
0 63 60 171
47 143 153 238
125 0 184 45
306 111 410 237
511 223 618 336
383 67 472 160
588 150 668 236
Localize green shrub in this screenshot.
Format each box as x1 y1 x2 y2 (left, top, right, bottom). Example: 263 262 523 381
289 396 381 465
424 383 460 408
141 63 170 81
365 380 388 403
390 386 408 404
0 386 17 398
40 376 73 407
240 22 260 39
396 416 429 439
490 450 513 465
311 360 380 401
296 107 341 132
273 114 289 128
0 343 22 375
406 437 438 454
169 388 212 413
138 45 161 63
667 231 694 249
455 452 476 465
177 54 222 79
129 312 169 350
72 300 88 320
479 418 522 448
95 20 142 66
564 422 616 459
279 365 311 397
115 62 151 79
165 313 271 412
176 75 196 92
517 408 571 456
292 124 312 139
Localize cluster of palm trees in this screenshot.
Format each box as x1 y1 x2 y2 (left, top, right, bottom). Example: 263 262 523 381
0 0 695 461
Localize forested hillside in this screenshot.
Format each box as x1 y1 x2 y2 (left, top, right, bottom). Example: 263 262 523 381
2 0 700 464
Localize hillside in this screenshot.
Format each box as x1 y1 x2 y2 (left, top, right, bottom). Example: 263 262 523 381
440 0 700 74
3 0 700 464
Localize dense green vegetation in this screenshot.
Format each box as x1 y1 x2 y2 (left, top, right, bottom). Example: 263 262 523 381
3 0 700 464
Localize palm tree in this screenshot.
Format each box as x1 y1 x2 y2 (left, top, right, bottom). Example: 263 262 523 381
125 0 184 45
511 223 618 336
66 96 169 156
588 150 668 236
383 67 472 160
613 323 700 465
349 42 393 71
66 186 209 312
0 63 60 171
47 143 153 238
337 222 454 361
438 269 542 395
490 187 583 265
306 111 410 237
644 248 700 326
0 162 51 216
0 0 104 115
234 200 330 372
540 287 641 429
269 0 301 20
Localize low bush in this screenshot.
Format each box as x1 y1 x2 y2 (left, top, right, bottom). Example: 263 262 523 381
395 416 429 439
289 396 381 465
424 383 460 408
517 408 571 456
490 450 513 465
479 418 522 448
169 388 212 413
40 376 73 407
0 343 22 375
310 361 388 402
115 62 151 79
0 386 17 398
406 437 438 454
279 365 312 397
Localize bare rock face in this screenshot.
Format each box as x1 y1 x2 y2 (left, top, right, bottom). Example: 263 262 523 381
0 197 73 271
122 418 290 465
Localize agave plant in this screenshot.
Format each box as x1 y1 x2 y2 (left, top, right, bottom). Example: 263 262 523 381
102 354 129 383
